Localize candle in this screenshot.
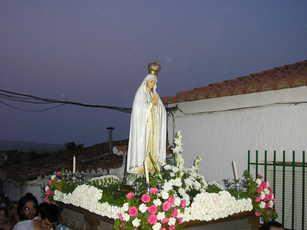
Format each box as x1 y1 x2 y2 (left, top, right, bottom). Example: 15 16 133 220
73 155 76 174
144 158 150 185
232 160 238 181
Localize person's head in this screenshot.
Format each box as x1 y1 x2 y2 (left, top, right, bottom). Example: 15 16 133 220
39 203 60 230
146 78 157 90
17 193 38 220
0 207 9 224
260 221 284 230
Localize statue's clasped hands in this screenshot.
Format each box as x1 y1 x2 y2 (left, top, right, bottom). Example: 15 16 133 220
152 94 159 106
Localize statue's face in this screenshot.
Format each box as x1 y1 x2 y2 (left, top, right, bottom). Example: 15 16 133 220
146 79 156 90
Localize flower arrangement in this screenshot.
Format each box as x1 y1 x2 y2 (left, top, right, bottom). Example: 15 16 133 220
253 176 277 223
114 188 186 230
44 131 264 229
243 172 278 223
43 170 62 203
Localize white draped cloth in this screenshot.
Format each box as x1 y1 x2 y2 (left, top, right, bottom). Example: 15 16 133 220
127 74 167 174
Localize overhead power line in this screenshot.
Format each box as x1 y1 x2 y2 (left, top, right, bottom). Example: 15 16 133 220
0 88 132 113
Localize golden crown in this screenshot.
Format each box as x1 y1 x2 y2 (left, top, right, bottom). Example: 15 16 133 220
147 62 161 75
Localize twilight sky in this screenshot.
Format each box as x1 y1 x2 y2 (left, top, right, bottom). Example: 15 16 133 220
1 1 307 146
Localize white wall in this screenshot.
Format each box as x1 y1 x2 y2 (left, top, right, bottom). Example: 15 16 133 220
168 86 307 182
3 178 46 202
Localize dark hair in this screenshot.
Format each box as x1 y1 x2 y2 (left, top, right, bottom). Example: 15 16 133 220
260 221 283 230
39 203 60 225
17 193 38 220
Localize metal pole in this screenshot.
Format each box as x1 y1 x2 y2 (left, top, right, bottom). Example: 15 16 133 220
302 151 305 230
282 150 286 226
291 151 295 230
106 127 114 154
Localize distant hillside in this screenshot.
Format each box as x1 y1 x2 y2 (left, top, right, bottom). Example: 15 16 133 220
0 140 64 152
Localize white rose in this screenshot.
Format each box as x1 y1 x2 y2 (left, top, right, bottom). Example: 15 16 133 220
157 212 165 220
161 191 169 200
152 222 162 230
170 172 175 177
139 203 147 213
264 188 270 195
255 178 262 185
163 182 173 192
123 213 130 222
268 200 274 208
51 175 56 180
132 218 141 227
178 188 185 196
174 197 181 206
259 201 266 209
122 203 129 212
153 199 162 206
168 217 176 226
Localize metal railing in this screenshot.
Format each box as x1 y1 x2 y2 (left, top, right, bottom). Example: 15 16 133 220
248 150 306 230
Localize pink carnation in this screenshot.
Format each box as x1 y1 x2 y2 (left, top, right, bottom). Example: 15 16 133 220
168 196 175 205
172 208 178 217
148 205 158 214
162 217 169 224
141 194 151 203
162 201 171 212
147 214 157 225
45 189 54 196
255 211 261 217
180 199 187 208
128 206 138 217
255 197 261 203
150 187 158 195
126 192 135 200
177 217 183 224
169 226 175 230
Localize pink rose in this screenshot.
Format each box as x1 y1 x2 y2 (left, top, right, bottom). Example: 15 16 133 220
169 226 175 230
177 217 183 224
162 201 171 212
162 217 169 224
172 208 178 217
255 211 261 217
126 192 135 200
150 187 158 195
56 171 61 177
47 180 52 186
255 197 261 203
168 196 175 205
147 214 157 225
128 206 138 217
141 194 151 203
148 205 158 214
180 199 187 208
45 189 54 196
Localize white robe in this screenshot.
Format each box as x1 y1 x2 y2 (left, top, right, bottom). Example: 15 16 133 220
127 74 167 173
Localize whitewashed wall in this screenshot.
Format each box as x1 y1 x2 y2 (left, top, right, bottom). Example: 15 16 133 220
168 86 307 182
3 178 46 202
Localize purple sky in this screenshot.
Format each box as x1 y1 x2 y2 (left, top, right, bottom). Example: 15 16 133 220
1 1 307 146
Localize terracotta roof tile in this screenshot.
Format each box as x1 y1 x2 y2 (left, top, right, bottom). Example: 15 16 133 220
163 60 307 104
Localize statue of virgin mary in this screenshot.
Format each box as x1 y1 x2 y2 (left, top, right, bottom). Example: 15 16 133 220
127 62 167 175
